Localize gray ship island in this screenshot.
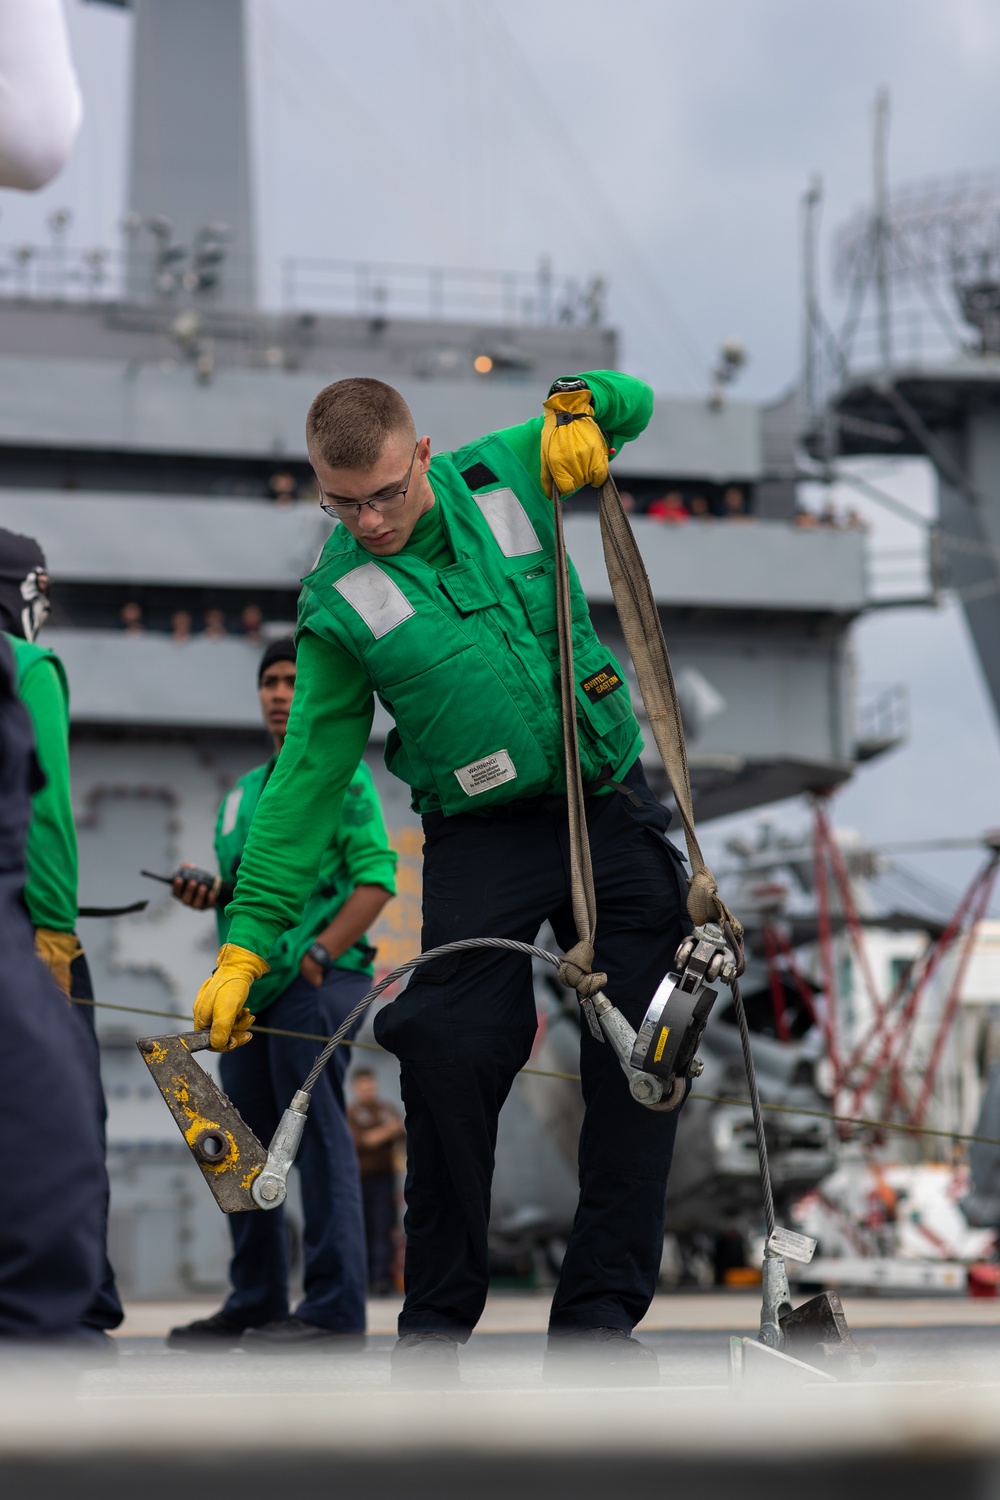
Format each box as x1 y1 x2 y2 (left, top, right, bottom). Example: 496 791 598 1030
0 0 893 1298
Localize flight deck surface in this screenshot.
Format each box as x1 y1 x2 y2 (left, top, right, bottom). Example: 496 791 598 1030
4 1292 1000 1499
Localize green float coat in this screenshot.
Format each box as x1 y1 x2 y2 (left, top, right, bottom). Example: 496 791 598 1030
214 758 397 1014
300 433 642 817
226 369 653 961
5 633 78 932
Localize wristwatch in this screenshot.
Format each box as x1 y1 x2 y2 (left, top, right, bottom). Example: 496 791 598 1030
548 376 590 396
306 941 335 971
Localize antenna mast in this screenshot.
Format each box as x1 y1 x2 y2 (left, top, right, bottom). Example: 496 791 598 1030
801 175 823 431
872 88 893 375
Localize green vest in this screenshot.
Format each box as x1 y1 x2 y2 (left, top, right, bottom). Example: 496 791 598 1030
5 633 78 931
300 430 643 816
8 636 69 700
214 758 387 1011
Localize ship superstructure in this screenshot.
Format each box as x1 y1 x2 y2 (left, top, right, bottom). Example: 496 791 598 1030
0 0 899 1295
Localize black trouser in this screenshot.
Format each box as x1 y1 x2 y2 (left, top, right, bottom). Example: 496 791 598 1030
69 951 124 1332
219 968 370 1333
0 911 105 1340
373 760 690 1339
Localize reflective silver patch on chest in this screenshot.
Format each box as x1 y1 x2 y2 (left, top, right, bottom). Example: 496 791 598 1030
221 785 244 837
473 488 542 557
333 563 415 639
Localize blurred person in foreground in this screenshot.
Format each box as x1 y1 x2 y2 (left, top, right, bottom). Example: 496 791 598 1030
348 1067 405 1296
0 0 82 191
168 639 397 1352
0 534 113 1344
0 0 112 1350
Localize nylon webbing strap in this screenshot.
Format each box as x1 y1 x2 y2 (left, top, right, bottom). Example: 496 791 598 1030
552 486 606 997
595 473 741 936
551 470 741 998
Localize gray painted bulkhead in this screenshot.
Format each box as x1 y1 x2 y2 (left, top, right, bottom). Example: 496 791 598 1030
0 302 617 390
0 355 759 478
828 359 1000 730
7 496 860 606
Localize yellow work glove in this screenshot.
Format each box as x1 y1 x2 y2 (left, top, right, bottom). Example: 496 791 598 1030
34 928 83 997
193 943 270 1052
540 383 610 498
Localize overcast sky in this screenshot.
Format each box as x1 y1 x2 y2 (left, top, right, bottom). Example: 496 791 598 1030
3 0 999 912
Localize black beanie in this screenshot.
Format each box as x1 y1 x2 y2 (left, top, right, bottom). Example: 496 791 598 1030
258 637 297 684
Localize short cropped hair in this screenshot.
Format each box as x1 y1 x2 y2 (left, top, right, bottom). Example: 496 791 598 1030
306 377 415 471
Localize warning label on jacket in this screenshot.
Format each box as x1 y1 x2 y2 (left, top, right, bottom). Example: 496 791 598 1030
580 664 624 704
454 749 517 796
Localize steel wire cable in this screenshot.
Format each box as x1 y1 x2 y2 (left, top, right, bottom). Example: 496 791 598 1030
728 972 776 1241
298 937 562 1093
73 992 1000 1149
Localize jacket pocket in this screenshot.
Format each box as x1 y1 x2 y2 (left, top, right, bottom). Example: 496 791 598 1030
383 645 553 812
510 558 558 636
574 643 637 738
509 559 589 638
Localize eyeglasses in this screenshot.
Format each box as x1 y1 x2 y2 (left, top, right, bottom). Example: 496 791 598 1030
320 442 420 520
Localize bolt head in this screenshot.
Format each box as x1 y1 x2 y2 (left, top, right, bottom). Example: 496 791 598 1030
630 1075 662 1105
259 1180 279 1202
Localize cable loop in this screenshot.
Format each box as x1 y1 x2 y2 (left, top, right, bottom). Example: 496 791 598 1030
299 937 560 1094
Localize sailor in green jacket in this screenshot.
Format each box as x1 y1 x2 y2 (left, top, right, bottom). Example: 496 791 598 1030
193 373 691 1375
0 526 124 1339
169 638 397 1351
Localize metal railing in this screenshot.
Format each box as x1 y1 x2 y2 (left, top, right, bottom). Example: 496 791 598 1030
855 681 910 758
281 255 605 327
802 298 971 439
0 242 125 301
0 239 606 329
837 303 968 375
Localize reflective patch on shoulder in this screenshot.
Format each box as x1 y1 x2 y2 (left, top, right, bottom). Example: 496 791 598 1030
333 563 415 639
221 786 244 837
473 488 542 557
454 749 517 796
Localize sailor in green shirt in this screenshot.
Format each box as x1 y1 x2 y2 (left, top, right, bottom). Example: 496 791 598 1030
193 373 691 1376
169 638 397 1352
0 526 124 1340
0 538 78 985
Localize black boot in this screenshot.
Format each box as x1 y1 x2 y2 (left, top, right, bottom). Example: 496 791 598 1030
390 1331 460 1386
166 1311 247 1351
241 1316 365 1352
544 1327 659 1386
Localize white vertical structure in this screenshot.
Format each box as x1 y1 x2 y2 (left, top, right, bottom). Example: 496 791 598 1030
126 0 255 307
